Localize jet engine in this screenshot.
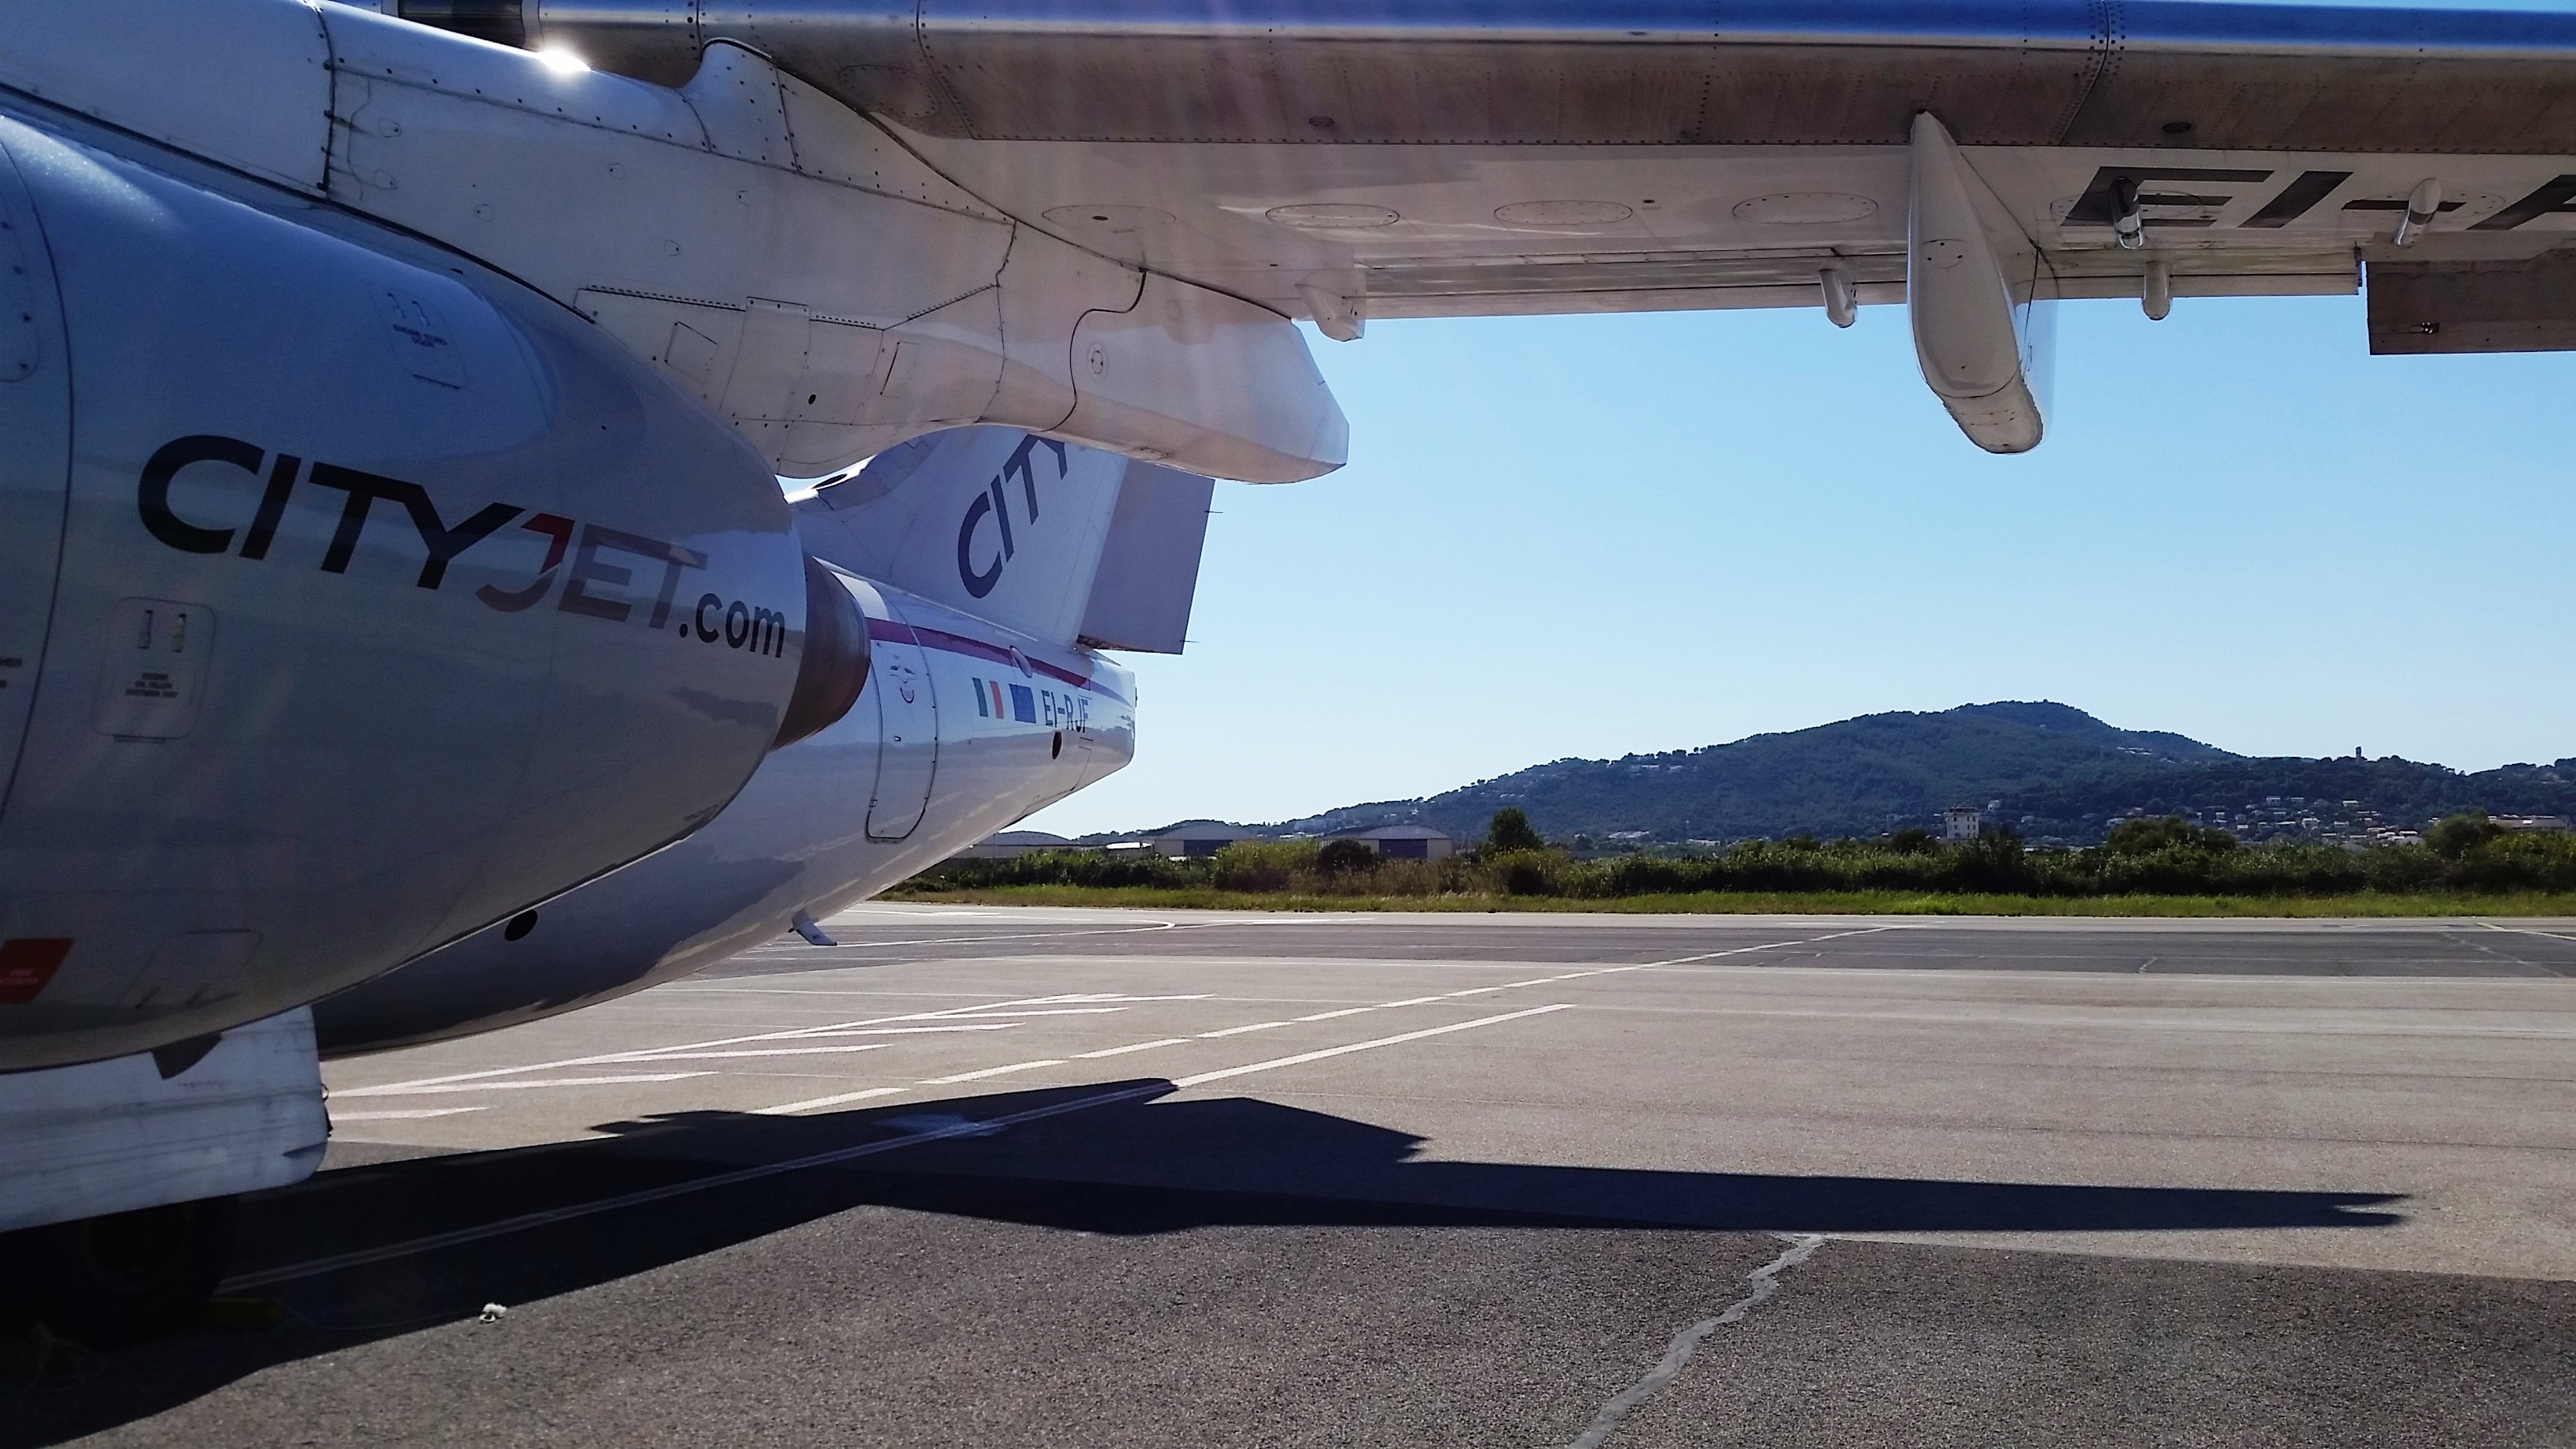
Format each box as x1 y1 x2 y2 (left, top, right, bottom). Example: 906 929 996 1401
0 102 864 1071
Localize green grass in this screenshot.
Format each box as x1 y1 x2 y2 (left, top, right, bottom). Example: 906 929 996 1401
886 885 2576 917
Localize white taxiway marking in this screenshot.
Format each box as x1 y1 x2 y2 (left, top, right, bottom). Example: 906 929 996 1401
2481 921 2576 944
1173 1004 1575 1088
620 1045 890 1061
1641 927 1901 968
1074 1038 1193 1059
756 1086 905 1116
891 935 1889 1088
731 920 1195 953
927 1008 1133 1019
335 994 1141 1095
921 1059 1066 1084
331 1107 489 1121
260 934 1893 1285
332 1072 712 1098
225 1083 1172 1291
798 1024 1023 1036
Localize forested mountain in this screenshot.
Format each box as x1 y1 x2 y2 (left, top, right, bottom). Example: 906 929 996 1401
1249 702 2576 846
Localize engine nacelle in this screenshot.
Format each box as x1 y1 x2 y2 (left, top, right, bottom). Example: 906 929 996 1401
311 427 1191 1057
0 103 836 1069
312 574 1136 1056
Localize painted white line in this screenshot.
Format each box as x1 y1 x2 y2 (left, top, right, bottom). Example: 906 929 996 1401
333 1073 711 1099
625 1045 889 1061
1294 1007 1376 1022
1373 995 1454 1008
1361 930 1909 1012
815 905 997 915
1060 994 1220 1003
223 1083 1171 1290
795 1024 1021 1036
928 1008 1131 1019
2481 922 2576 944
331 1107 488 1121
1174 1005 1575 1088
1451 929 1911 1000
659 979 989 990
742 921 1196 952
340 992 1121 1093
1197 1020 1291 1037
756 1087 904 1116
1640 926 1902 968
921 1059 1065 1085
1074 1039 1193 1059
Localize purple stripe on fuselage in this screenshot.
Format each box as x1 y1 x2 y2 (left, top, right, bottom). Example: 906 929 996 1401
863 616 1126 705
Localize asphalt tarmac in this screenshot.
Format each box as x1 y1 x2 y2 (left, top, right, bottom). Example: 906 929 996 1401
12 908 2576 1446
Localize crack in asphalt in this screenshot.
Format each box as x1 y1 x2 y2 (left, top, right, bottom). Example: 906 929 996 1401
1560 1234 1829 1449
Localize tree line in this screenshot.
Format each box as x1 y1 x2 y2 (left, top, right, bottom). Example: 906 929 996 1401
900 809 2576 900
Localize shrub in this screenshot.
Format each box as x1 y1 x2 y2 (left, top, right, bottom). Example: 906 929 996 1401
903 848 1206 892
894 822 2576 904
1211 839 1315 892
1315 839 1379 876
1946 827 2040 892
1483 848 1563 897
2104 816 2238 855
2426 811 2500 860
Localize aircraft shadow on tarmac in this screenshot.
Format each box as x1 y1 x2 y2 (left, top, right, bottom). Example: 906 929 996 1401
1 1079 2405 1445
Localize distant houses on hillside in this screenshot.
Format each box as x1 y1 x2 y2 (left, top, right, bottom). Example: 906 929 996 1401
2494 814 2574 833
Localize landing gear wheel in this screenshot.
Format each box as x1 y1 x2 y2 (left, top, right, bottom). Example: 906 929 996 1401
6 1195 239 1346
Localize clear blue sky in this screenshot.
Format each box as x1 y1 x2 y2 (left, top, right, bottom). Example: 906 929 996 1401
1021 290 2576 837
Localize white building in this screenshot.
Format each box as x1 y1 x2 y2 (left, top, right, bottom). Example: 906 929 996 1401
950 829 1072 860
1141 820 1261 858
1323 823 1457 861
1940 807 1983 842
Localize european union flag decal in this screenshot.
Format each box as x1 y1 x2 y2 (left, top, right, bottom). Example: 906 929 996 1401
1009 683 1037 723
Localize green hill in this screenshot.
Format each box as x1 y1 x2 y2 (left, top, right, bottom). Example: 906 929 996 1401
1255 702 2575 847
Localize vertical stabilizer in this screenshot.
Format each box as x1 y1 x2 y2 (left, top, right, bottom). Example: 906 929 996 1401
794 427 1210 653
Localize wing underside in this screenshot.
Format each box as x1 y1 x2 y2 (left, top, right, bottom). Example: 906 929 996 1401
527 0 2576 333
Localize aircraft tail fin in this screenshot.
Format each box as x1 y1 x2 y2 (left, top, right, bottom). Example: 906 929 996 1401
792 427 1210 653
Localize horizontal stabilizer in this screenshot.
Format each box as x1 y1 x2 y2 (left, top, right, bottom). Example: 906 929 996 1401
1079 462 1214 654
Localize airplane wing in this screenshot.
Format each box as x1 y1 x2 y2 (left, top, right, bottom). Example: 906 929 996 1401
527 0 2576 350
